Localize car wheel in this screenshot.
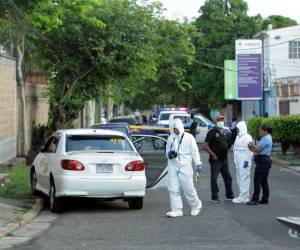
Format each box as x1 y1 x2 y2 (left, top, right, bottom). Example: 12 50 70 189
49 181 63 213
128 197 143 210
30 168 38 195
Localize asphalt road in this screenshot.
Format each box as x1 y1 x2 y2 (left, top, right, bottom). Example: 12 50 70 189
15 150 300 250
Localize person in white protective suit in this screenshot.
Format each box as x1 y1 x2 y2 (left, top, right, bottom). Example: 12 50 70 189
165 118 203 217
232 121 253 204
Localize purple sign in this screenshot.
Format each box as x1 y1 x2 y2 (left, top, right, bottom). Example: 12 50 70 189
237 54 262 99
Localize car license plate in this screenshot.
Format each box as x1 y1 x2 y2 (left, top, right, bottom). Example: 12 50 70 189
96 164 113 173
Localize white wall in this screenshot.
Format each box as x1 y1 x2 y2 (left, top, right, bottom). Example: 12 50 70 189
265 25 300 81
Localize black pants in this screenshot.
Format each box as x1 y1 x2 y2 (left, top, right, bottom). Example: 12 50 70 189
251 155 272 202
209 159 233 199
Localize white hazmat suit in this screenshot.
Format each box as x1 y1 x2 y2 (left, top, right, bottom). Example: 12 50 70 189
233 121 253 203
166 118 202 217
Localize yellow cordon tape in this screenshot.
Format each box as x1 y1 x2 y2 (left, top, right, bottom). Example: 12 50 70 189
129 125 190 132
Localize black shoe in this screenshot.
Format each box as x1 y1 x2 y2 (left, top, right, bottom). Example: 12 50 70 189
247 200 259 205
225 195 234 201
211 197 221 203
259 200 269 204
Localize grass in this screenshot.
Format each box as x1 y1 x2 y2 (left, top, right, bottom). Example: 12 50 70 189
0 164 34 199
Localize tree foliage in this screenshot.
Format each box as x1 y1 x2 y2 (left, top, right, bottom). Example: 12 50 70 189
262 15 297 30
29 0 161 130
189 0 262 113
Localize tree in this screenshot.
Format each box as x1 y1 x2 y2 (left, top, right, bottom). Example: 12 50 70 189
126 19 197 109
0 0 56 155
262 15 297 30
29 0 160 130
189 0 262 113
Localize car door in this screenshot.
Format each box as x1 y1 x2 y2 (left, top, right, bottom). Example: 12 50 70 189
194 118 208 143
36 136 55 189
37 134 60 190
132 134 168 189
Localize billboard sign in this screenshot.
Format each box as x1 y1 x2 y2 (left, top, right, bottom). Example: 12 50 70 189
224 60 237 100
236 39 262 100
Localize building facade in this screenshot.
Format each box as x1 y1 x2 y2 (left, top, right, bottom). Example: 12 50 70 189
242 25 300 120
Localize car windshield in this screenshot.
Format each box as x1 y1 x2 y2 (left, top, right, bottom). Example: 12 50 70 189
159 113 171 121
110 118 135 125
198 116 214 125
66 135 134 152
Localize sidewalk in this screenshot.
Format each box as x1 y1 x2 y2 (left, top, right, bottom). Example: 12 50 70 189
0 174 44 238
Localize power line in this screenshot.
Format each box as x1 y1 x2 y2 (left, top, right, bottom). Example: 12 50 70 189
197 37 300 52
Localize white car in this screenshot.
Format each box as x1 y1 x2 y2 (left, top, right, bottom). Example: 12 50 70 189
157 110 188 125
30 129 146 212
168 113 214 143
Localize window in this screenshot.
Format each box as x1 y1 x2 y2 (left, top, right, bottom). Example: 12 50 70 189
289 40 300 59
66 135 134 152
290 84 300 96
49 135 60 153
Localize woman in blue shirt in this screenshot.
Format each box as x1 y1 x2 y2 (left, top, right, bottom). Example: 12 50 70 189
247 124 273 205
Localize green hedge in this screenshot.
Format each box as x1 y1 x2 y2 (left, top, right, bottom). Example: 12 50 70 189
247 115 300 153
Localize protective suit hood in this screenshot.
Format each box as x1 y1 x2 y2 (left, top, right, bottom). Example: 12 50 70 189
237 121 247 136
173 118 185 135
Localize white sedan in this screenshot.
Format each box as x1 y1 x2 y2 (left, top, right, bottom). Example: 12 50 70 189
30 129 146 212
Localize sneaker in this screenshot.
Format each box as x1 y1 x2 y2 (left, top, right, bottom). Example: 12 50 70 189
166 210 183 218
191 203 202 216
211 198 221 203
259 200 269 205
232 197 248 204
247 200 259 205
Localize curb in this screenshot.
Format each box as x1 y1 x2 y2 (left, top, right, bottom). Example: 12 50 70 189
271 157 289 168
0 198 44 238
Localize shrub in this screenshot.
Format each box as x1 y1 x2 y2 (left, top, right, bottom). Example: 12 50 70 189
247 115 300 155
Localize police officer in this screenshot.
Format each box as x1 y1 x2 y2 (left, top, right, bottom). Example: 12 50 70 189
247 124 273 205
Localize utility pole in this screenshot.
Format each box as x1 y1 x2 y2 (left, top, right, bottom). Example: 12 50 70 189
261 31 265 116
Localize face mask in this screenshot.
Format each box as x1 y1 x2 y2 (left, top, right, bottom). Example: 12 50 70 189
216 121 224 129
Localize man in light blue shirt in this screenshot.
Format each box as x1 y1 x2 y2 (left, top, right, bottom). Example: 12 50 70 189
247 124 273 205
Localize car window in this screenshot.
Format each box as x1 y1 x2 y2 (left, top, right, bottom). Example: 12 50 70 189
43 136 55 153
66 135 134 152
49 134 60 153
195 118 206 127
198 116 213 125
159 113 171 121
110 118 135 125
93 125 129 137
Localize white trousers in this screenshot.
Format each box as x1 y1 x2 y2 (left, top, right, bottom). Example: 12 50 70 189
235 159 251 201
167 162 201 211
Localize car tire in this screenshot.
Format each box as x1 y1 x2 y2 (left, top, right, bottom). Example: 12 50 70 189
128 197 143 210
49 180 64 213
30 167 38 196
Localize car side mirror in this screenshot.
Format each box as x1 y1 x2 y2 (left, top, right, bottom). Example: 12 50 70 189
40 146 46 153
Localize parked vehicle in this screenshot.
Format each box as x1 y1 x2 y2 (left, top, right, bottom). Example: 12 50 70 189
169 113 214 143
109 116 138 125
157 110 188 125
30 129 146 212
90 123 131 140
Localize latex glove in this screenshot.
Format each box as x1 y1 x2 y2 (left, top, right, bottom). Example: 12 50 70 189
195 164 203 173
195 171 201 182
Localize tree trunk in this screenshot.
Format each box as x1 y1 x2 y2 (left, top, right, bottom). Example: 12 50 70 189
16 43 29 156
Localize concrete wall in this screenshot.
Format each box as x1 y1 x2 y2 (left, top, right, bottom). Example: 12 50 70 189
16 82 49 154
0 55 17 163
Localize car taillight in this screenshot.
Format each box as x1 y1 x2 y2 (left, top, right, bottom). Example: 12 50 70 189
125 161 145 171
61 160 85 171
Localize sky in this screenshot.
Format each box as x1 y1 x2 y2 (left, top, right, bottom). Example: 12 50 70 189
159 0 300 23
